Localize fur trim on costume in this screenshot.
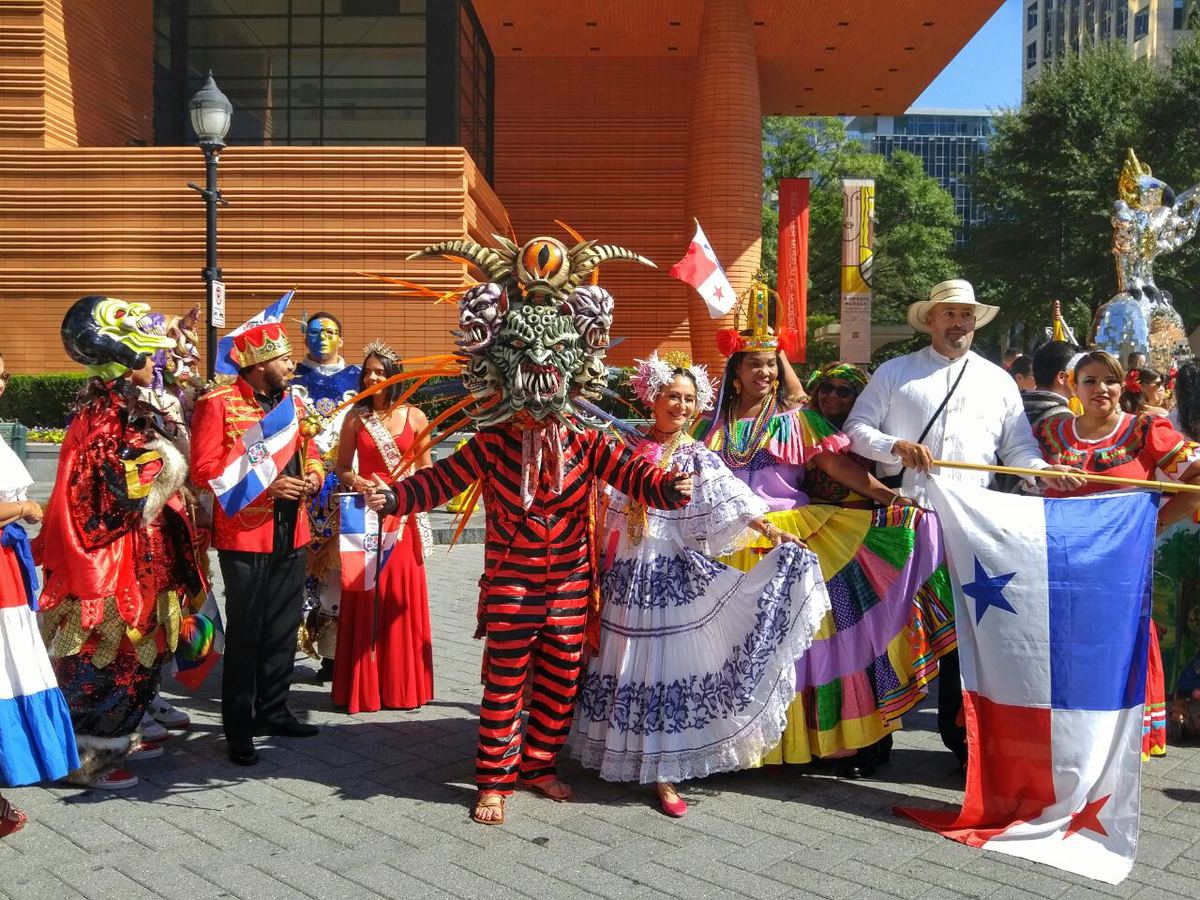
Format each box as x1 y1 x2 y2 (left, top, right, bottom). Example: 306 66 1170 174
64 734 133 783
141 434 189 526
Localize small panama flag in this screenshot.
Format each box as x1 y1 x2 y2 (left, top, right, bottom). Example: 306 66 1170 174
670 219 737 318
897 477 1156 885
210 392 301 518
339 493 400 592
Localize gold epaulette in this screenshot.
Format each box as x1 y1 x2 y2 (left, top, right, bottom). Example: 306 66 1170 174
196 384 235 403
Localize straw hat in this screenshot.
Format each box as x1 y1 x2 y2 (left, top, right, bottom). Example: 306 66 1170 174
907 279 1000 334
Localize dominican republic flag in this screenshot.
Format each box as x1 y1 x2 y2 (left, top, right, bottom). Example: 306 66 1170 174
339 494 400 591
210 393 301 518
898 477 1155 884
214 289 294 376
669 219 736 318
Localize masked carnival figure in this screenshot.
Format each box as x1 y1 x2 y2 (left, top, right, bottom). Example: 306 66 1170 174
373 233 693 825
569 352 831 818
34 296 206 790
1093 149 1200 371
291 312 362 677
696 283 952 776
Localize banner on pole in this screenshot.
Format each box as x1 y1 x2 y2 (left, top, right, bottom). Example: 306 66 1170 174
839 179 875 364
777 178 810 362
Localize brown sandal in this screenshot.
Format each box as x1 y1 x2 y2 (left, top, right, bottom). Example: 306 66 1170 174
471 791 505 825
0 797 26 838
518 778 572 802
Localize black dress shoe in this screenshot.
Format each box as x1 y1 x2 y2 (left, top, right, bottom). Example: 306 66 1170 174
229 739 258 766
255 714 319 738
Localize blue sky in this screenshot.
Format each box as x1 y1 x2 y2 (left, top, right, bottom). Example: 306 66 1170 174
913 0 1021 110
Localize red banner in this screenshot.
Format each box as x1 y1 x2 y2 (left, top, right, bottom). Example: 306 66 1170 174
777 178 810 362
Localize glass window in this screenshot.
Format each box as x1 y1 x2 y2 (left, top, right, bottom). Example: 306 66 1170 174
1100 0 1113 38
1028 2 1039 30
1174 0 1186 29
1134 5 1150 38
1027 42 1039 68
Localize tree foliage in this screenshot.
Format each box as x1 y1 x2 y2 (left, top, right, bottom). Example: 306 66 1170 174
965 39 1200 348
760 116 958 368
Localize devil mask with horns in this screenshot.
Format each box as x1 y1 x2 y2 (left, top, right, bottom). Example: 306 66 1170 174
409 233 653 431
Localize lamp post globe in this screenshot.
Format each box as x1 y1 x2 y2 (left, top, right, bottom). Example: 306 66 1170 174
189 71 232 150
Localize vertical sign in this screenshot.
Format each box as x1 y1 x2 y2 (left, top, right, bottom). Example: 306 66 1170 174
211 280 226 328
839 179 875 364
777 178 810 362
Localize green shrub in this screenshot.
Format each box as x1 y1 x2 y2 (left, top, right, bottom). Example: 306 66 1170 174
0 373 88 428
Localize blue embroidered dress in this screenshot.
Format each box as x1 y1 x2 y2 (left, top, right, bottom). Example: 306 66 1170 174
570 436 831 784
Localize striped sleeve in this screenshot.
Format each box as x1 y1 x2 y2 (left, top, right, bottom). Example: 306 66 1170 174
589 432 685 510
394 432 488 514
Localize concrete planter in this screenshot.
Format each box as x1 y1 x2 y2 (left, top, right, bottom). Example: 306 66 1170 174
27 442 61 483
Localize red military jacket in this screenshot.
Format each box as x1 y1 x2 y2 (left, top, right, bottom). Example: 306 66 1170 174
190 378 324 553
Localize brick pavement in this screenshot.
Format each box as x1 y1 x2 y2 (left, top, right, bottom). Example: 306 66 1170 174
3 543 1199 900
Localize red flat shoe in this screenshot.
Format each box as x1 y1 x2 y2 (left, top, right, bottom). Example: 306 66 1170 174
655 784 688 818
0 798 27 838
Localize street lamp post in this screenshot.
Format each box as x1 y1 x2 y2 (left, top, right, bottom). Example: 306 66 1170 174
187 71 233 381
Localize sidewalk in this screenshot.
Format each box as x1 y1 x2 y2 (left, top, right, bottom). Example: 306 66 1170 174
1 543 1198 900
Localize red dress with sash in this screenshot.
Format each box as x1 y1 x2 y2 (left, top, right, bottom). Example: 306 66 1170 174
332 415 433 713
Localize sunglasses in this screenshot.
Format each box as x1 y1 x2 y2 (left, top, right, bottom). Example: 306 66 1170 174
818 383 855 398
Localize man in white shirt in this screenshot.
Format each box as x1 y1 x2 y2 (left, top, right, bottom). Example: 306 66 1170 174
844 278 1083 764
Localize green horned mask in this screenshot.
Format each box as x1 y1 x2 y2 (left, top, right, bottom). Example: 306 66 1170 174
410 232 654 431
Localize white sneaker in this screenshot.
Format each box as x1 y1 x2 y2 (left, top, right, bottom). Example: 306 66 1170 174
148 695 190 729
139 712 168 743
126 741 164 762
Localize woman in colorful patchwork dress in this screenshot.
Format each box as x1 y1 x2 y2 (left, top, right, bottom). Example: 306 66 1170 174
0 353 78 836
1038 351 1200 759
571 352 831 817
698 287 950 773
332 342 435 713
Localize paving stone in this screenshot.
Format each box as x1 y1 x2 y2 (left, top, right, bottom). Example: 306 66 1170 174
5 542 1200 900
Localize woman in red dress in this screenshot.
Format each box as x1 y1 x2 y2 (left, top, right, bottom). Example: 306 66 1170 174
332 343 434 713
1037 350 1200 759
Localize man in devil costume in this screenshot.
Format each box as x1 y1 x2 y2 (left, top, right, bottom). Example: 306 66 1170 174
371 234 693 825
36 296 205 790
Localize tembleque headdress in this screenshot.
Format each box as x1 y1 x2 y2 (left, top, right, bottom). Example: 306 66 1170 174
715 279 800 358
61 295 176 382
630 350 715 413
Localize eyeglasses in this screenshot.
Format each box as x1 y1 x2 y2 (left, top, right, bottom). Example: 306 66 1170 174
817 383 855 398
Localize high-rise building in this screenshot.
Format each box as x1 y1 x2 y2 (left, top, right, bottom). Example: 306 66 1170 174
1023 0 1198 87
844 109 993 245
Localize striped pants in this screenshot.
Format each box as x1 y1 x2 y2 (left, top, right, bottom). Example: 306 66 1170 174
477 542 590 794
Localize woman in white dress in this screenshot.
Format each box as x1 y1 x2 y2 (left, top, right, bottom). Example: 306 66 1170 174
571 352 832 817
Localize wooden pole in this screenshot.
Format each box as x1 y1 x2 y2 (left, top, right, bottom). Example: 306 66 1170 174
931 459 1200 495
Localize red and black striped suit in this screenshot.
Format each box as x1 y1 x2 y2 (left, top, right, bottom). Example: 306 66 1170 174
394 422 684 794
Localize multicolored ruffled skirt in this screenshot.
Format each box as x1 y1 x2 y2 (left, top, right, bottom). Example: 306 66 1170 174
719 504 952 763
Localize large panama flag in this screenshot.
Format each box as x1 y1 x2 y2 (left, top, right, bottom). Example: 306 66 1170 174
898 477 1155 884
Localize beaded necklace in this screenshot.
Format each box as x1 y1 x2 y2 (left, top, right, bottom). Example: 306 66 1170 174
625 428 686 545
722 392 778 468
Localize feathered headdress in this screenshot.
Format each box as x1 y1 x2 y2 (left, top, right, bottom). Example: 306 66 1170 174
629 350 715 412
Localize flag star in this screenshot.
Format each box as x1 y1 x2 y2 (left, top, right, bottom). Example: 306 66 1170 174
1064 794 1111 839
963 557 1017 625
712 285 724 300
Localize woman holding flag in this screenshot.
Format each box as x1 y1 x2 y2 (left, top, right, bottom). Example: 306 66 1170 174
1037 350 1200 759
332 342 434 714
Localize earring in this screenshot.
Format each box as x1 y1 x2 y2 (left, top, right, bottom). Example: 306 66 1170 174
733 378 742 394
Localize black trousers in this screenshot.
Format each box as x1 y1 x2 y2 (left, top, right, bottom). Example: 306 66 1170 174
937 648 968 765
218 541 306 741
